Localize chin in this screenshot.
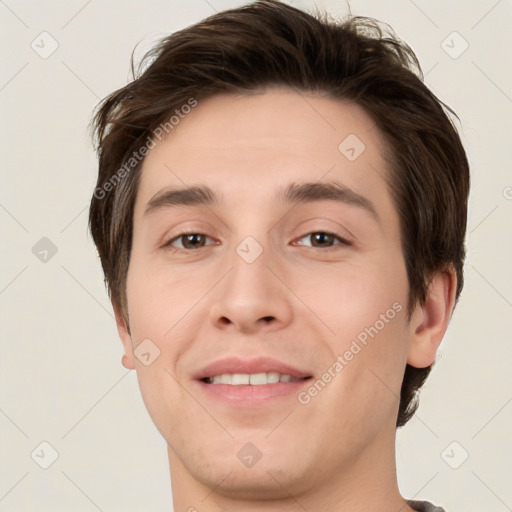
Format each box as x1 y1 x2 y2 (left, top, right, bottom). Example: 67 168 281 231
196 462 305 501
174 438 313 500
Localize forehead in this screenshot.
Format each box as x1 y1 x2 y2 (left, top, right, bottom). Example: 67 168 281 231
135 87 391 214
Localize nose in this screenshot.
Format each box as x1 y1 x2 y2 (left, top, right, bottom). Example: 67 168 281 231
208 241 293 335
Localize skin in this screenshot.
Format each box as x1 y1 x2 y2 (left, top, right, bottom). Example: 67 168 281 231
113 86 456 511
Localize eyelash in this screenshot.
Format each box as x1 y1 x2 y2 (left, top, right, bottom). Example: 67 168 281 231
163 231 351 252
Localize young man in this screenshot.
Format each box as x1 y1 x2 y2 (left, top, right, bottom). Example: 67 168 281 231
88 1 469 510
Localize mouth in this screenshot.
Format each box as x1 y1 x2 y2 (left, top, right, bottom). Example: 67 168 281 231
194 357 313 405
201 372 307 385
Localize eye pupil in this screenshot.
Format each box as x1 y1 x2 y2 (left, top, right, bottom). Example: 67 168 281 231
312 232 333 246
183 234 205 249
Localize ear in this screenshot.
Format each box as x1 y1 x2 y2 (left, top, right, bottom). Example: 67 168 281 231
407 267 457 368
112 299 135 370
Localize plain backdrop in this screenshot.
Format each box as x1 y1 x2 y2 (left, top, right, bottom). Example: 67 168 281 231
1 1 511 511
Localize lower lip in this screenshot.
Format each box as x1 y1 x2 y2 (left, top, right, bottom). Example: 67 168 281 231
194 379 311 406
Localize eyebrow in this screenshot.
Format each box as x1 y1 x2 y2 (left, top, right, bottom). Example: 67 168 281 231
144 181 378 221
279 181 378 221
145 185 217 215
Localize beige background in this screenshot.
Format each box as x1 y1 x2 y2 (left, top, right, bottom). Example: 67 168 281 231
1 0 511 510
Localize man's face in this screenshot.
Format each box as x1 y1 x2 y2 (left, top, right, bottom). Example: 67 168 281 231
121 87 414 497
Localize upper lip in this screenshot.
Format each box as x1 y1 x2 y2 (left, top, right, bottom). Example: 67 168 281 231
193 356 312 380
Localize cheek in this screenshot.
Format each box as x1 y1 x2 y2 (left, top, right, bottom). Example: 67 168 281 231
290 257 409 346
124 261 202 441
289 256 410 420
125 249 203 340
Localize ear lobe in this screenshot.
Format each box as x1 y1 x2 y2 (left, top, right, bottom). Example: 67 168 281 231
407 268 457 368
112 299 135 370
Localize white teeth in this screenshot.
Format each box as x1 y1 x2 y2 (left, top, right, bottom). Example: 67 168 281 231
249 372 267 385
206 372 301 385
266 372 280 384
232 373 250 385
212 374 232 384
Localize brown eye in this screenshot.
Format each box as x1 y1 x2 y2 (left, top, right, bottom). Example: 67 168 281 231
295 232 350 249
166 233 213 250
310 232 336 247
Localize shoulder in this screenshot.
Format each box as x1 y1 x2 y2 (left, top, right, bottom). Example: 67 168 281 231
407 499 446 512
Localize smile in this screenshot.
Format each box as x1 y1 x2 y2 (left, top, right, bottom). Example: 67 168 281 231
203 372 305 385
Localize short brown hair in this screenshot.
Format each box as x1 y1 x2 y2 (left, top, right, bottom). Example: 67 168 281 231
88 0 470 427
